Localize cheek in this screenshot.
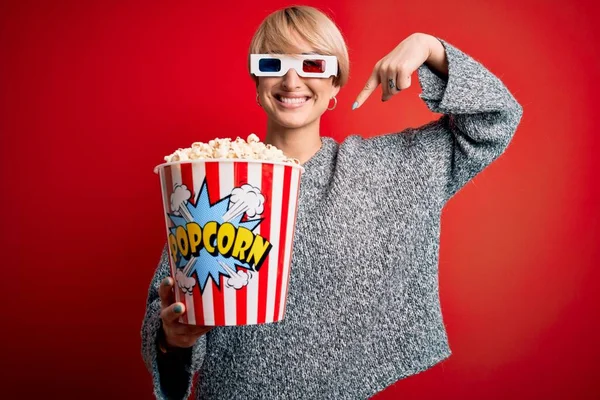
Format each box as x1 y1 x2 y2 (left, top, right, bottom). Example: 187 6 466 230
257 84 269 95
313 89 331 106
311 82 334 100
257 78 277 94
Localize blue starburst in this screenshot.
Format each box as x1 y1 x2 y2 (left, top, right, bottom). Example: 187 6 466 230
168 178 263 294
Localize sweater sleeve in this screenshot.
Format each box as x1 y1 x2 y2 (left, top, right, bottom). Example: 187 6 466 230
358 38 523 203
141 245 207 400
413 38 523 201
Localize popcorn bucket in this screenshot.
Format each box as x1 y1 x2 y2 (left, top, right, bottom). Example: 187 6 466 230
154 160 304 326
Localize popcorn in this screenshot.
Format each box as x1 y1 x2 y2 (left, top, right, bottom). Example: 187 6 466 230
164 134 300 165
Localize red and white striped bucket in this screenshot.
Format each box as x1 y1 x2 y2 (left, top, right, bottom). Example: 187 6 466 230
155 160 303 326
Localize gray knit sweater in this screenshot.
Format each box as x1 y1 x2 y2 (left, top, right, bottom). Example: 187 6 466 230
141 39 523 399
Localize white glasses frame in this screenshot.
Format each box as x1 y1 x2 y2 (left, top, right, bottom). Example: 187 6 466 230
250 54 338 78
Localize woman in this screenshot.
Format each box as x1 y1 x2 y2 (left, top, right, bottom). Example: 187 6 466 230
142 5 522 400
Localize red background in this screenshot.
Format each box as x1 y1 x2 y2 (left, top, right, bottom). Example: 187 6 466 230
1 0 599 398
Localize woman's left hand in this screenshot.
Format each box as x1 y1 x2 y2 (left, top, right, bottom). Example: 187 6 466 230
353 32 448 109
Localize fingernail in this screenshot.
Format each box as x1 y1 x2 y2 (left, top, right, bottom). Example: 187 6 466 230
162 278 171 286
352 101 359 110
174 304 183 313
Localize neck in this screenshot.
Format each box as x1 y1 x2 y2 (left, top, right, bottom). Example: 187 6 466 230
265 119 322 165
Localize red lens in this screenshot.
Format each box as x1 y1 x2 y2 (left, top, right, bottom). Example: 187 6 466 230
302 59 325 73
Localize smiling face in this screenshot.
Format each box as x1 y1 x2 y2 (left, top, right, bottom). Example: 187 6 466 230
256 33 340 130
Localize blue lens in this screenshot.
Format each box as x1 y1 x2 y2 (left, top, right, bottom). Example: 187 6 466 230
259 58 281 72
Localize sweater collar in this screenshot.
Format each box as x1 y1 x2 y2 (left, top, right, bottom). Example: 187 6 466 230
301 136 337 171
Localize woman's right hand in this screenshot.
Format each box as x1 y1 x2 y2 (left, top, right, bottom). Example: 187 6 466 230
158 277 212 349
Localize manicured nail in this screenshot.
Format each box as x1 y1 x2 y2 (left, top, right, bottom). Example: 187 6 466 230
174 304 183 313
162 278 171 286
352 101 359 110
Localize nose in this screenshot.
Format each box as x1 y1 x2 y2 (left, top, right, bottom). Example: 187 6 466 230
281 68 302 89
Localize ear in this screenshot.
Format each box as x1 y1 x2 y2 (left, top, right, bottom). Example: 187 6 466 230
332 85 341 98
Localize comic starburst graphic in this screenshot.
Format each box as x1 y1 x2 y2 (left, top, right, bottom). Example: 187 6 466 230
168 179 263 293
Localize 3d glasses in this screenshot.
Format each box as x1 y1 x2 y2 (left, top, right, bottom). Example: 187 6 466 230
250 54 338 78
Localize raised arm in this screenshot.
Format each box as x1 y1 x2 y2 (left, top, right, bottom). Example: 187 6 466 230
415 36 523 200
354 33 523 201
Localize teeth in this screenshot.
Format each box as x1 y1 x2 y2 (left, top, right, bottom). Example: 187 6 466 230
279 96 307 104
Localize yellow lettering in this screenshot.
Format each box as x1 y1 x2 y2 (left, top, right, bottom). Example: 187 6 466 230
203 221 218 255
231 226 254 262
168 234 178 263
176 226 189 259
217 222 236 257
247 235 272 271
169 221 273 268
186 222 202 256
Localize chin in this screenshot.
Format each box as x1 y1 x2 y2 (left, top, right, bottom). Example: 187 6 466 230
280 119 309 129
272 114 315 129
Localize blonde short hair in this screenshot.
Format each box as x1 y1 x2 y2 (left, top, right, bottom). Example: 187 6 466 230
248 6 349 87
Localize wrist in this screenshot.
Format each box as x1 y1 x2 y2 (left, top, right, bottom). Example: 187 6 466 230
422 35 448 79
411 32 433 54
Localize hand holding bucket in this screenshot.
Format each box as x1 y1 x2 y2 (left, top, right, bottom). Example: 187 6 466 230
158 277 212 349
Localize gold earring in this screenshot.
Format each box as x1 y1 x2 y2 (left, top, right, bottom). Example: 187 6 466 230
327 96 337 111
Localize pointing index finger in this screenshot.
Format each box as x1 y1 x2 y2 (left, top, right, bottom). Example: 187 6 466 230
353 69 380 110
